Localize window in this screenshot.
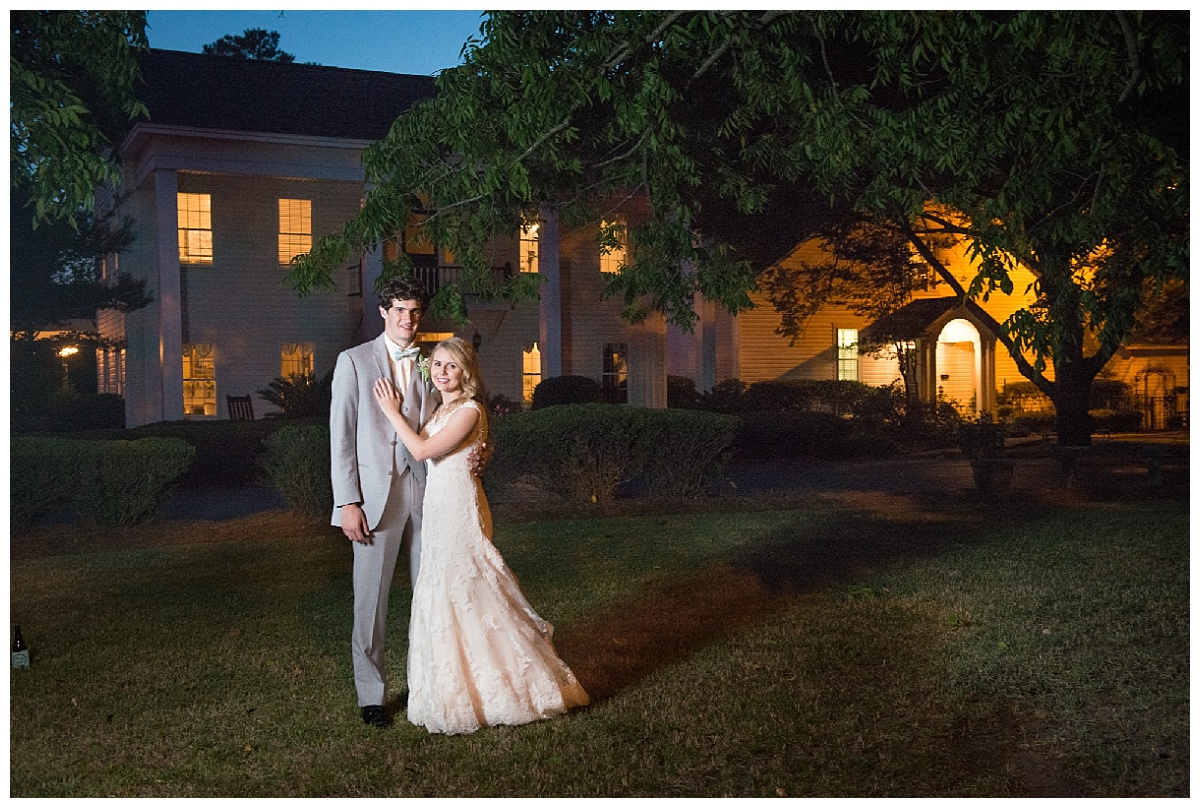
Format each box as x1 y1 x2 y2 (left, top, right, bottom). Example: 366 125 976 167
281 343 315 378
177 193 213 264
602 343 628 403
183 343 216 417
913 261 941 291
278 199 312 266
837 329 859 382
599 218 626 274
522 342 541 403
519 223 539 273
97 347 125 395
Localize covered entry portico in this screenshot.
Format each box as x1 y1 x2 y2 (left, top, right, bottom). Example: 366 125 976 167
862 297 1001 417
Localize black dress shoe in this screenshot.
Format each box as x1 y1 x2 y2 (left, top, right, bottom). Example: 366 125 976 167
361 705 391 728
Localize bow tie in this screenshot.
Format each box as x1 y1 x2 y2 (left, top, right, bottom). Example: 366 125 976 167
392 347 420 362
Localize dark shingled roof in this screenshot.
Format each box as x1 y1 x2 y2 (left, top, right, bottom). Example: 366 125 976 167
859 296 965 344
135 49 438 141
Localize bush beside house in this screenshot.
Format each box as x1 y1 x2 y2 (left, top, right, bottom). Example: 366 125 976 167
11 436 195 532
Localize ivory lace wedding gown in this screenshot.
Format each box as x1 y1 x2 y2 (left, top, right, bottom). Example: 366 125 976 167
406 399 590 734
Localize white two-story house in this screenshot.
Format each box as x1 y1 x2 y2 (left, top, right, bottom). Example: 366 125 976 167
100 50 666 426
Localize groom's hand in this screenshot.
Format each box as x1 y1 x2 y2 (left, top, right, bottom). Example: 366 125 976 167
467 441 492 477
340 503 371 543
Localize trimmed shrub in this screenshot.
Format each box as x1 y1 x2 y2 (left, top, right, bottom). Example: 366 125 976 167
741 379 876 415
667 375 703 409
1090 408 1143 433
115 419 290 488
530 375 603 409
263 424 332 518
485 404 739 501
10 438 74 533
71 439 196 527
702 379 747 414
11 436 195 531
1013 409 1058 435
636 408 740 496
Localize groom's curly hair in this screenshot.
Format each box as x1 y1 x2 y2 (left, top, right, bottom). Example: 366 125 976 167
378 276 430 311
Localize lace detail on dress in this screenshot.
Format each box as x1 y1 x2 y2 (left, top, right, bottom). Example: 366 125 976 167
406 399 589 734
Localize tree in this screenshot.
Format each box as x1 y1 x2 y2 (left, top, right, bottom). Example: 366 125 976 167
10 10 148 225
10 185 150 342
815 12 1188 445
290 11 1188 446
202 28 295 62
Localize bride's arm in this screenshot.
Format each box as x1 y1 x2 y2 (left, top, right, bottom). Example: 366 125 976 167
372 378 480 462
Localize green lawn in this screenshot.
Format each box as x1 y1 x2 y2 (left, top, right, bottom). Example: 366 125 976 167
9 496 1188 797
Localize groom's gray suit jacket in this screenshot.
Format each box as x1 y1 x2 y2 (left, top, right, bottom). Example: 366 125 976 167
329 333 440 528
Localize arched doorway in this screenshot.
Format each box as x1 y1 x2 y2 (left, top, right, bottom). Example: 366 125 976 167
936 318 981 416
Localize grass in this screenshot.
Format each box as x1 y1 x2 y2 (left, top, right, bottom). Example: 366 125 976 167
9 493 1188 797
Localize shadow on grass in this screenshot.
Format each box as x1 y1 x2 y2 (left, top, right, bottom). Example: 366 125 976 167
555 507 963 703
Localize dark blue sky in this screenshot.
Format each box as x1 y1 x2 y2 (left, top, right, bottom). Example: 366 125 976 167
145 10 485 76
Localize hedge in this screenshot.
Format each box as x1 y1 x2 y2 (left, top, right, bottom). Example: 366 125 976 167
262 425 333 518
530 375 604 409
485 404 740 501
11 436 195 532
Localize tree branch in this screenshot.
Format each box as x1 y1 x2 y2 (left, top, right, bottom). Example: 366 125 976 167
900 217 1054 397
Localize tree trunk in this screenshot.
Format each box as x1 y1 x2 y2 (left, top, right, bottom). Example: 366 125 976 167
1051 360 1096 447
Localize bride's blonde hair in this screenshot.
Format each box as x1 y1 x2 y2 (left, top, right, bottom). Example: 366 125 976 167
433 337 485 402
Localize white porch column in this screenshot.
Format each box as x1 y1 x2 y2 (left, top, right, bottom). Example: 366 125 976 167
696 292 717 393
979 338 998 416
665 261 718 392
537 206 564 378
919 337 939 404
153 169 184 423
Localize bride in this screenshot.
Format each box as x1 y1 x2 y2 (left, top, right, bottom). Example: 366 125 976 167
372 336 589 734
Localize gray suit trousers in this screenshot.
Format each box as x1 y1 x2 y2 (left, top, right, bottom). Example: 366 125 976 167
350 467 423 707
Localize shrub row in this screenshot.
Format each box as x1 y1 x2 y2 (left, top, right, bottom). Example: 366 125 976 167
11 437 195 533
484 405 739 501
263 425 333 518
668 376 879 416
262 406 737 510
485 404 741 501
1010 408 1144 436
104 418 295 488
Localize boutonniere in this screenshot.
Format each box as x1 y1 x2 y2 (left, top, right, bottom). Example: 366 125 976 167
417 356 431 385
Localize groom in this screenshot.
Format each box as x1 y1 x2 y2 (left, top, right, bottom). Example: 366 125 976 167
330 276 439 729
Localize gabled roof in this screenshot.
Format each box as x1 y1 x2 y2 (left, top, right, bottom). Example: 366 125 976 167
135 49 438 141
859 296 965 344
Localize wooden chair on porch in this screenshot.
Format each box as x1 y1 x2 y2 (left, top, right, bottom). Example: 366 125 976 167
226 394 255 420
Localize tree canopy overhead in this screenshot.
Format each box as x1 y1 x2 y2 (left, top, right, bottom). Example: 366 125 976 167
291 11 1188 444
202 28 296 62
10 10 148 225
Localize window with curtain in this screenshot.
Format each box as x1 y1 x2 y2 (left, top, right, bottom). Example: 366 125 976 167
522 342 542 403
281 342 315 378
519 222 539 273
278 198 312 266
177 193 213 264
183 343 216 416
599 218 626 274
